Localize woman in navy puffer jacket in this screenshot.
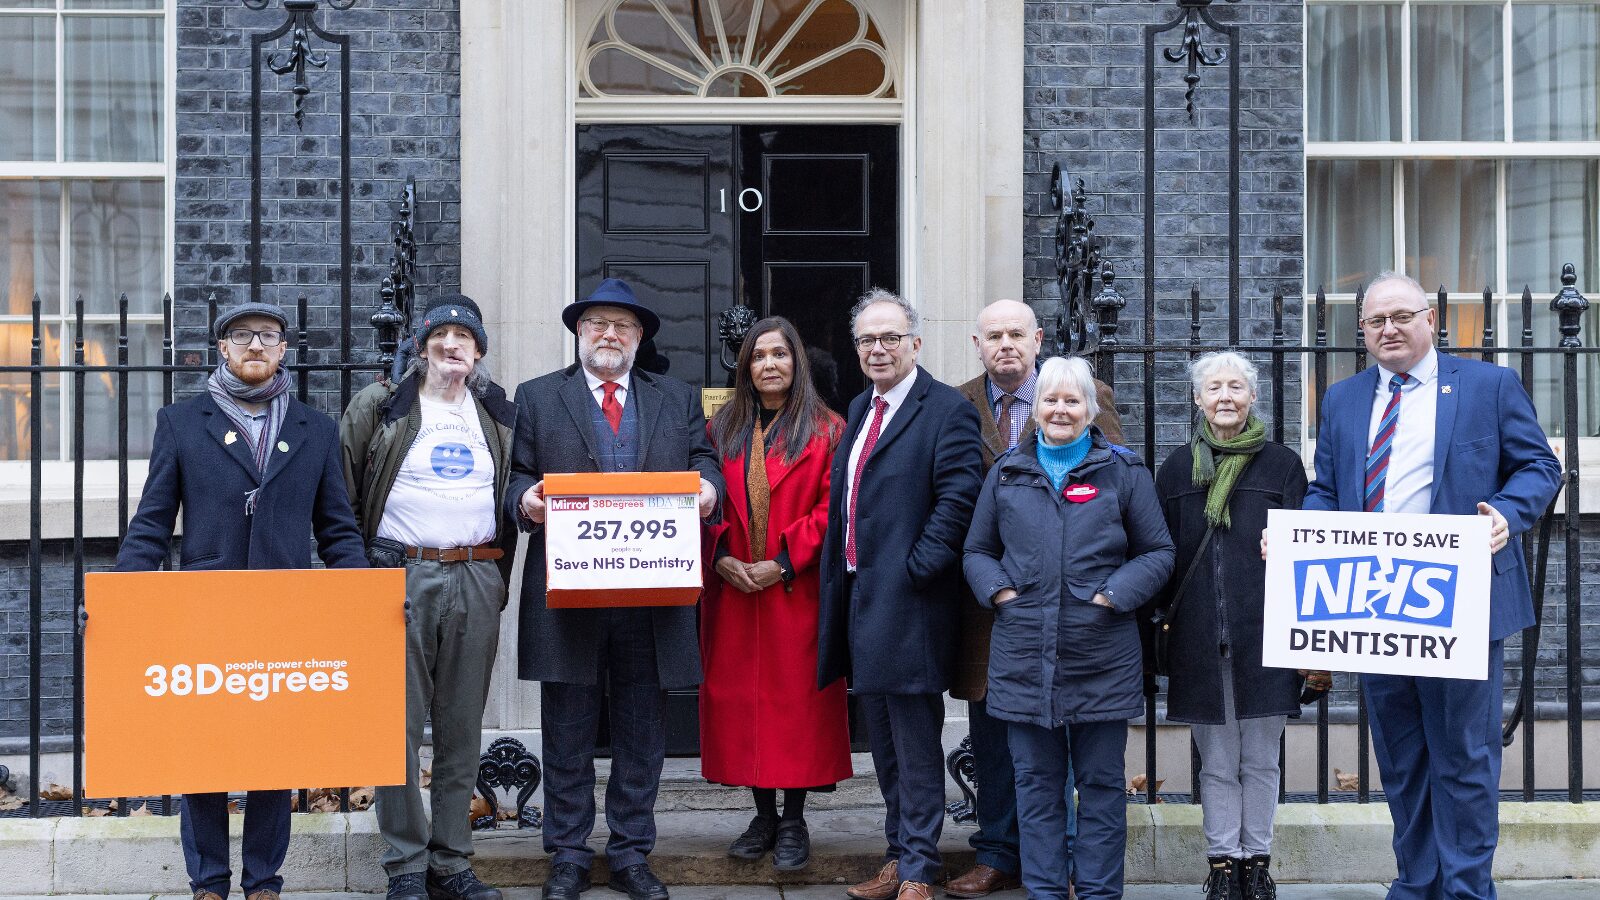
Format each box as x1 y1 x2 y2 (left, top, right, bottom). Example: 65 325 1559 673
964 355 1175 900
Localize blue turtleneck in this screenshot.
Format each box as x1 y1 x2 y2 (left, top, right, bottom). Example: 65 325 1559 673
1036 428 1093 491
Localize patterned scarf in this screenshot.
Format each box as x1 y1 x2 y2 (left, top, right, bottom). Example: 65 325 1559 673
207 361 292 516
1190 413 1265 529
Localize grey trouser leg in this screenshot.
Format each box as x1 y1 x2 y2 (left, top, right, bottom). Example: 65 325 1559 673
376 558 505 877
1191 657 1286 858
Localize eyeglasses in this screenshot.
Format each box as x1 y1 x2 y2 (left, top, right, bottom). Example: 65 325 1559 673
854 333 910 351
1359 308 1429 331
579 317 640 336
225 328 284 347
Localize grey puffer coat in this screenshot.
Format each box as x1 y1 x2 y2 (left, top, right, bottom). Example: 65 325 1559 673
963 429 1175 729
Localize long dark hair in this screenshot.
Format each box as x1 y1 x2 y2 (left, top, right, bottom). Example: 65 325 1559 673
710 316 840 464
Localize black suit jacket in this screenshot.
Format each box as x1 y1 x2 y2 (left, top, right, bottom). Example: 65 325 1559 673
816 366 985 694
503 363 724 689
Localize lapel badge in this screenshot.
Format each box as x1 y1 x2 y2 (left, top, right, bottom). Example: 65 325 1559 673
1441 385 1452 394
1063 483 1099 503
224 430 238 445
277 440 290 452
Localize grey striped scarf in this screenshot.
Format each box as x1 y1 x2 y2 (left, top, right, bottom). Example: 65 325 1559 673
207 362 291 516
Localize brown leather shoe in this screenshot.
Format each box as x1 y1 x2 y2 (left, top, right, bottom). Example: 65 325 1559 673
845 860 900 900
246 890 280 900
193 892 223 900
896 882 933 900
943 864 1022 898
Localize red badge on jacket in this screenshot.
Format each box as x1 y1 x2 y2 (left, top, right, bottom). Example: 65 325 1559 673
1063 483 1098 503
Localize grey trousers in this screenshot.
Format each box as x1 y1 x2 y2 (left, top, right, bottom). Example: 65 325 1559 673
1191 657 1286 858
375 557 505 877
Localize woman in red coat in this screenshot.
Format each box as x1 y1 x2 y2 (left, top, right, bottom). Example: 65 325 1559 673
703 315 852 872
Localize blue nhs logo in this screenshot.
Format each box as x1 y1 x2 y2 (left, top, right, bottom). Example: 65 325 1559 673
1292 556 1457 629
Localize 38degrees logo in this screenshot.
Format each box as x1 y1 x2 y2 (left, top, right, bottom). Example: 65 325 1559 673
1293 556 1458 628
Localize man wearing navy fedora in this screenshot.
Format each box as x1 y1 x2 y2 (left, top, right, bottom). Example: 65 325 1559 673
504 278 723 900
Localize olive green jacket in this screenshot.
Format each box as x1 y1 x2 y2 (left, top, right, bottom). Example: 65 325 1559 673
338 374 519 583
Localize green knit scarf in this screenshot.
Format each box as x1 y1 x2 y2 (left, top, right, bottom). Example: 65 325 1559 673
1191 413 1266 528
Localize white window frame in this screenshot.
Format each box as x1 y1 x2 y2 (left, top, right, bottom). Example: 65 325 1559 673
0 0 175 538
1304 0 1600 488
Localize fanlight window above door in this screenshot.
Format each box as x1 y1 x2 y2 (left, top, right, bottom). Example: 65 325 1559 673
580 0 897 99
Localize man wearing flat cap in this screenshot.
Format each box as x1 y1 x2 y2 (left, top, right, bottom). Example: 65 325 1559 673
116 301 368 900
340 294 517 900
505 278 723 900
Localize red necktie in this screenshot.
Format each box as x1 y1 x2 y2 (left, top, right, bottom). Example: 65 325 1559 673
846 396 889 569
602 381 623 433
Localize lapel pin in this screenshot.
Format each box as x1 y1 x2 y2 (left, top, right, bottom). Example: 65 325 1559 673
225 430 238 445
1442 385 1452 394
278 440 290 452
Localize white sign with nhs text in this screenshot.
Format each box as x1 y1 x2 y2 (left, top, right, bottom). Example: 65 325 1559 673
1262 509 1491 680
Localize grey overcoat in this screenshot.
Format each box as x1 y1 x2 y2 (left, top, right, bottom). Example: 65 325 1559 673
503 363 725 689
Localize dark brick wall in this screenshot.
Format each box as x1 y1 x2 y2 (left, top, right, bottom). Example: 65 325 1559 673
1024 0 1305 460
173 0 462 415
1 541 117 753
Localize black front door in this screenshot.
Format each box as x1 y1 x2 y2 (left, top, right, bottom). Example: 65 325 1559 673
577 123 898 408
576 123 898 754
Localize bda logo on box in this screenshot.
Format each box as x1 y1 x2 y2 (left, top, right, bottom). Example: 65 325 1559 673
1293 556 1457 628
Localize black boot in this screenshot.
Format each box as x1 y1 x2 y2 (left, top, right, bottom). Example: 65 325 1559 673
1238 855 1276 900
1202 857 1243 900
727 813 780 860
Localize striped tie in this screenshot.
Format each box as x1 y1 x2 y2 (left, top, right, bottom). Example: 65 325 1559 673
1364 373 1410 512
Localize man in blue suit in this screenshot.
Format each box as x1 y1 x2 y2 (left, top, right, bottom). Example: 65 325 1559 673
816 289 985 900
117 301 368 900
1301 272 1560 900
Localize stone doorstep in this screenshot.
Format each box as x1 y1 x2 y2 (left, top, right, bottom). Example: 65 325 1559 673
9 803 1600 894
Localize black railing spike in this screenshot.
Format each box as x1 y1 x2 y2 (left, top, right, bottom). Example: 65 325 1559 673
1481 287 1495 361
1437 286 1451 348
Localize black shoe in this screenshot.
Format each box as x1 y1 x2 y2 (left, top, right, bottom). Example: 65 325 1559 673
388 873 427 900
542 862 592 900
1238 855 1276 900
607 863 669 900
727 813 780 860
1203 857 1243 900
771 819 811 871
427 868 502 900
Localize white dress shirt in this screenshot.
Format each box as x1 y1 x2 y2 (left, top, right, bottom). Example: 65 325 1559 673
843 368 920 569
583 367 630 409
1367 349 1439 515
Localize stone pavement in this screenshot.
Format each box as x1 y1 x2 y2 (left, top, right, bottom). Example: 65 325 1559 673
6 885 1600 900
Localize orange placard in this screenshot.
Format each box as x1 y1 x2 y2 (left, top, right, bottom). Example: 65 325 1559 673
84 569 407 797
543 471 702 609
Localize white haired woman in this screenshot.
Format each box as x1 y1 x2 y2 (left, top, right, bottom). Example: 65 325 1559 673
1152 351 1326 900
964 355 1175 900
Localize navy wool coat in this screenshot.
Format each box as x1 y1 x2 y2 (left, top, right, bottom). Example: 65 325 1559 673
503 364 725 690
815 367 985 695
116 393 367 572
963 429 1175 729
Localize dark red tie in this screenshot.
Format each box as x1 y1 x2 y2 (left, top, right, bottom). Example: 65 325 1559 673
602 381 623 433
846 396 889 569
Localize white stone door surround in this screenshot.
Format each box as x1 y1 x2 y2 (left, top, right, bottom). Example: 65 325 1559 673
459 0 1023 737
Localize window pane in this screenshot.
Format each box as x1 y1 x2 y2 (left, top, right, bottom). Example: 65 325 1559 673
1 180 62 316
1413 5 1503 140
1306 160 1394 294
1513 5 1600 141
0 15 56 161
1507 303 1600 437
1307 4 1401 141
1403 160 1496 290
69 179 164 315
65 1 164 8
0 323 62 461
64 15 163 162
73 323 159 459
1507 160 1598 295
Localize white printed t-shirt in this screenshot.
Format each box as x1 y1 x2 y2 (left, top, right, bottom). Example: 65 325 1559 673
376 394 497 548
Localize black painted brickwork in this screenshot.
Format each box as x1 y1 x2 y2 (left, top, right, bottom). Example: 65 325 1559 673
173 0 462 413
1024 0 1305 462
